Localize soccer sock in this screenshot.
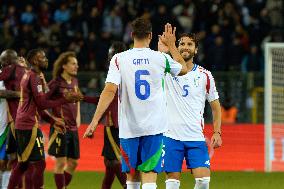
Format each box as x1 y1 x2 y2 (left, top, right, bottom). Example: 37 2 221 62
7 162 28 189
101 165 115 189
32 160 46 189
126 181 141 189
165 179 180 189
2 171 11 189
0 171 3 188
64 171 73 186
54 174 65 189
113 162 126 188
194 177 210 189
142 183 157 189
24 163 34 189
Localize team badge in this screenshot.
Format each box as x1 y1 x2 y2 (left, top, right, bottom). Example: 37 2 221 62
194 76 200 87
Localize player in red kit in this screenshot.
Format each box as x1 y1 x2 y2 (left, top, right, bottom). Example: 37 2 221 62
0 49 28 188
7 49 82 189
47 51 84 189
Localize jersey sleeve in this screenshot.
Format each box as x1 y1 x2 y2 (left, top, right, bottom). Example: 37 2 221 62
0 64 15 81
206 72 219 102
46 79 61 99
105 55 121 85
30 74 67 109
162 53 182 76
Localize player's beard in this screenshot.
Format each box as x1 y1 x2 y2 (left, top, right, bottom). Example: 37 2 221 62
181 50 195 62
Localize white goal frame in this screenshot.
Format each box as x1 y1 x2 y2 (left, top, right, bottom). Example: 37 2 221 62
264 43 284 172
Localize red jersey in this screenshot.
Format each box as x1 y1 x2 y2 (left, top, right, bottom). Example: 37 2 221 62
0 64 27 120
48 76 80 131
15 69 67 130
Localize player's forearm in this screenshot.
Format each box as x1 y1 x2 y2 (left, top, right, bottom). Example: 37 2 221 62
0 90 20 98
39 110 55 125
210 100 222 133
92 89 116 124
167 44 187 75
36 96 67 110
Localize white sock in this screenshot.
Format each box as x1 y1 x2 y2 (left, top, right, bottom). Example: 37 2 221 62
194 177 210 189
165 179 180 189
126 181 141 189
2 171 11 189
142 183 157 189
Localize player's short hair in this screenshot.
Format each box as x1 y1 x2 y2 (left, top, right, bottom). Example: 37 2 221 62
131 17 152 40
108 41 127 61
53 51 76 79
178 33 199 48
26 48 43 64
0 49 18 67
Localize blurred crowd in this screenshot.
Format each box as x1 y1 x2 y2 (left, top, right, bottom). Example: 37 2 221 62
0 0 283 72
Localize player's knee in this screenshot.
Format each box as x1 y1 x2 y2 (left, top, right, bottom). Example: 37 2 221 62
55 160 65 171
165 179 180 189
167 172 180 180
67 159 78 169
194 177 210 189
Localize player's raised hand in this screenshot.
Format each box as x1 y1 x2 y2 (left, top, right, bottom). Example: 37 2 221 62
158 36 169 53
211 132 222 149
83 119 98 138
160 23 176 47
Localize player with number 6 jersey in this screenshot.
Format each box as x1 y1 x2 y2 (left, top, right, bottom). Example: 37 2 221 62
84 18 187 189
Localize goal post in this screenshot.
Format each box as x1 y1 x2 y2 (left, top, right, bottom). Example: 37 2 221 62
264 43 284 172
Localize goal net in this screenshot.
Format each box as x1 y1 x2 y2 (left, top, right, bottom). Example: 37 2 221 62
265 43 284 172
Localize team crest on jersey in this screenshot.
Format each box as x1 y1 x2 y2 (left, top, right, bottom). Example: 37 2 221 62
194 76 200 87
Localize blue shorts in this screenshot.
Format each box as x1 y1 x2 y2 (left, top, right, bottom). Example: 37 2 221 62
120 133 163 173
163 136 210 172
0 139 7 160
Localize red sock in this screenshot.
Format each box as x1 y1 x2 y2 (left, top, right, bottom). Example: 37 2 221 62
24 163 34 189
32 160 46 189
54 174 65 189
101 165 115 189
113 162 126 189
64 171 72 186
8 162 28 189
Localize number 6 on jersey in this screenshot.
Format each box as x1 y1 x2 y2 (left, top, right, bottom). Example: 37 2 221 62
135 70 150 100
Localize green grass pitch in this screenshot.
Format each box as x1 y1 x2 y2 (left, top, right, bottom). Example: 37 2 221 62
44 171 284 189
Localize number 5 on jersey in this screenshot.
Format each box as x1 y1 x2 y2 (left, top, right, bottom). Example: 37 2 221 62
182 85 189 97
135 70 150 100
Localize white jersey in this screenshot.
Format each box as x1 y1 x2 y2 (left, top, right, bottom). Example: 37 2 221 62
106 48 182 138
165 64 219 141
0 81 8 136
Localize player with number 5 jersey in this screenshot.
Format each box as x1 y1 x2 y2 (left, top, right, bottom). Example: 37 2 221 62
159 33 222 189
84 18 187 189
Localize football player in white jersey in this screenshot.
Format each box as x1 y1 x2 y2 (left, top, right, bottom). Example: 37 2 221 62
159 33 222 189
84 18 187 189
